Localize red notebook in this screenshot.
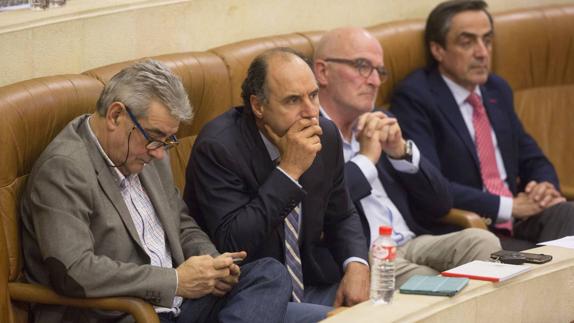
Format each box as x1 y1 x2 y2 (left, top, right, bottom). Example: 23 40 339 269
441 260 531 282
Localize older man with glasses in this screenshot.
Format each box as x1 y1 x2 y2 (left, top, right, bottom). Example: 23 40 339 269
20 60 292 323
313 27 500 287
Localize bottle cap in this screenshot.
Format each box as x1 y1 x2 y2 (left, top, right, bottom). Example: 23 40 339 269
378 226 392 236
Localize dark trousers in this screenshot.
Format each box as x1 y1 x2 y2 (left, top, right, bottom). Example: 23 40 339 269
159 257 291 323
514 201 574 243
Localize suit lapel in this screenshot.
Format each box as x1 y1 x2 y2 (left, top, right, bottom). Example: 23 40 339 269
239 109 286 242
239 110 277 185
78 118 146 253
299 149 323 246
429 70 480 168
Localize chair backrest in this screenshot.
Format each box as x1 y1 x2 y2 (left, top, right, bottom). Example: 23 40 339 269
0 75 103 322
492 5 574 194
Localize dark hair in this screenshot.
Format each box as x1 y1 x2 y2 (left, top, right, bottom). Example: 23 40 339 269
240 47 310 114
425 0 493 67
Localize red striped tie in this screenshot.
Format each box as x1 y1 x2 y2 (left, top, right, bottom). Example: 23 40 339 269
467 93 513 231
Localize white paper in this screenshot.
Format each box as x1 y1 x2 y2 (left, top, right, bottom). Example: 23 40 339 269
442 260 531 282
537 236 574 249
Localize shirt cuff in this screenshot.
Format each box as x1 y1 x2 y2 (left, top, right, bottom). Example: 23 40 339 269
386 141 420 174
343 257 369 270
350 154 379 184
497 196 513 223
276 166 303 189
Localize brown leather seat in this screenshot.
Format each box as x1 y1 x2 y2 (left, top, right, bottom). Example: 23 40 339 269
493 5 574 198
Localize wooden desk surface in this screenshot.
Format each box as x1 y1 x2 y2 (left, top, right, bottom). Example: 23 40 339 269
323 246 574 323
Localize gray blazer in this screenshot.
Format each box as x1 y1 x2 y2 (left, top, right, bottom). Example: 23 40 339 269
21 115 218 322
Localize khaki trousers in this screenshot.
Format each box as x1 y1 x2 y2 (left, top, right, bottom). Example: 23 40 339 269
394 228 501 287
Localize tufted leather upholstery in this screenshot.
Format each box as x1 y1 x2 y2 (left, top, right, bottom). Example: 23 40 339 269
1 4 572 322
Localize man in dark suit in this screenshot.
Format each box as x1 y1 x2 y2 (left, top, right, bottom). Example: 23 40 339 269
313 26 500 287
391 0 574 249
184 48 370 321
21 60 291 323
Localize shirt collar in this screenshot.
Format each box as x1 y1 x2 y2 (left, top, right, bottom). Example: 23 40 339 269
259 131 280 162
441 74 482 106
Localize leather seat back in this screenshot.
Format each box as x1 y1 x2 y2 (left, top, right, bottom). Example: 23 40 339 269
0 75 103 323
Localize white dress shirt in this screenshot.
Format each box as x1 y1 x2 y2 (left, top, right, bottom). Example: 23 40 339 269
320 109 419 246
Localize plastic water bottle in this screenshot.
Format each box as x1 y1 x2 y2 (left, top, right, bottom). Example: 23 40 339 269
369 225 396 304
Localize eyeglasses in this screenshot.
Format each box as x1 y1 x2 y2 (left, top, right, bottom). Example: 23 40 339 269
124 106 179 150
324 58 389 82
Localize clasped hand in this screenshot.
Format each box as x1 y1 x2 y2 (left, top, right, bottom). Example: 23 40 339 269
175 251 246 299
356 111 406 164
512 181 565 219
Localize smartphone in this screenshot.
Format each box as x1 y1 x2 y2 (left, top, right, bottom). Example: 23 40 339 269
490 250 552 264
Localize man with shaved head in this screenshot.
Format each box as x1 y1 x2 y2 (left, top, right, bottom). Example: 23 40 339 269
314 27 500 287
185 48 370 322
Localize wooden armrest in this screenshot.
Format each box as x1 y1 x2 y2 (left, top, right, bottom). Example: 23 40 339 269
327 306 349 317
8 282 159 323
441 208 488 230
561 185 574 201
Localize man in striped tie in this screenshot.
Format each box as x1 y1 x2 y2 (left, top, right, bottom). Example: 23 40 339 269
391 0 574 250
185 48 370 322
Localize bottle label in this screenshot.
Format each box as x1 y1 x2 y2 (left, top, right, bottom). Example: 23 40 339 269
371 245 396 261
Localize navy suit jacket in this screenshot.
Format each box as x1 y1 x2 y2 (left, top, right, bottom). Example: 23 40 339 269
345 151 453 244
390 67 559 226
184 107 368 286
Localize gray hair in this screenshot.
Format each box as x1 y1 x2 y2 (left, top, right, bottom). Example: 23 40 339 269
96 59 193 122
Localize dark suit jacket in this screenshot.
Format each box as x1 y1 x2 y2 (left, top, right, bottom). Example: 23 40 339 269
21 115 219 323
184 107 368 286
345 147 453 245
390 67 559 226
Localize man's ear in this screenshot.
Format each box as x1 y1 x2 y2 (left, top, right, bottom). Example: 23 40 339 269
250 95 264 119
314 60 328 86
106 102 124 129
430 41 445 63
